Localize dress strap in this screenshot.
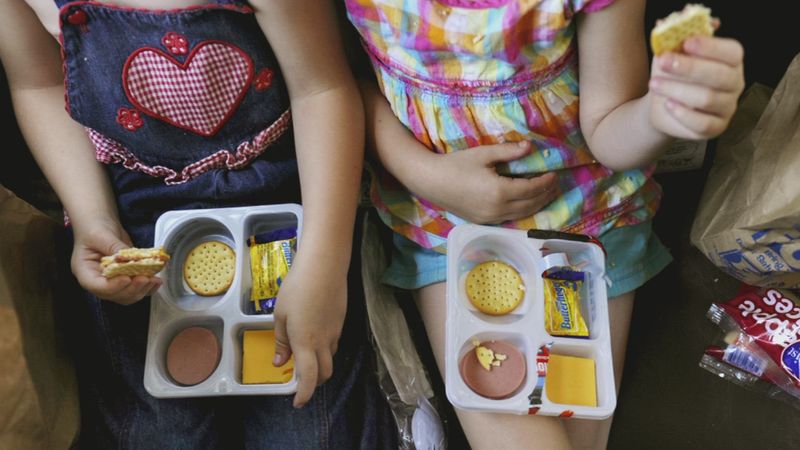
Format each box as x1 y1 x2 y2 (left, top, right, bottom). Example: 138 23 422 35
54 0 250 9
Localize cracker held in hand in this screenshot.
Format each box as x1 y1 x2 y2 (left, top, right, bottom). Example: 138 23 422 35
465 261 525 315
183 241 236 296
101 247 170 278
650 4 714 56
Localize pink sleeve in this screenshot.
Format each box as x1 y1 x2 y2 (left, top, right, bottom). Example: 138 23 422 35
572 0 615 14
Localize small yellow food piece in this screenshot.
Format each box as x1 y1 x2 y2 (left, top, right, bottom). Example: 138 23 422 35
650 4 714 56
476 346 495 371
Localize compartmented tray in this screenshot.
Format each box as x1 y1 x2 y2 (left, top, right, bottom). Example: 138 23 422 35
445 224 616 419
143 204 302 398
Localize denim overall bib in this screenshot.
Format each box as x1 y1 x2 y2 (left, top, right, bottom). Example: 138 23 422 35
56 2 394 447
59 0 299 246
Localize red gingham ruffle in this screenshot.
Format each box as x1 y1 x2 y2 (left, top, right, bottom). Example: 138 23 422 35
88 109 291 185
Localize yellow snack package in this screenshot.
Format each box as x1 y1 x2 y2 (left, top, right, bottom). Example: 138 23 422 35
543 269 589 337
248 228 296 314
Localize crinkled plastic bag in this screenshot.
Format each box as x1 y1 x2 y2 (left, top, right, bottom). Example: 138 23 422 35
700 286 800 409
362 212 445 450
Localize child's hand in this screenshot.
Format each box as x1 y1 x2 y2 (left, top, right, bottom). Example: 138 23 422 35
648 35 745 140
272 251 347 408
71 219 162 305
419 141 558 224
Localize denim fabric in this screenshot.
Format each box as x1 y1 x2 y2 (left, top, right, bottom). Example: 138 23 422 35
56 1 397 447
66 222 396 449
59 0 299 244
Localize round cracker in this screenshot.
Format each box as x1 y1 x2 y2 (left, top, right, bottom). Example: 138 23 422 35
183 241 236 296
465 261 525 315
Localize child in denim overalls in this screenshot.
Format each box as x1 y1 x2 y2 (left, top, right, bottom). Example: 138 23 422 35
0 0 395 447
347 0 745 448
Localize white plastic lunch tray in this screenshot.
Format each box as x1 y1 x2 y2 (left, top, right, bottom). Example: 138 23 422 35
143 204 302 398
445 224 616 419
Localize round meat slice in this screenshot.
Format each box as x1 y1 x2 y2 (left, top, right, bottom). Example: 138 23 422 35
459 340 526 400
166 326 221 386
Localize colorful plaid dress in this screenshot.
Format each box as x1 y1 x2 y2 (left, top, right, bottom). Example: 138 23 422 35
347 0 662 253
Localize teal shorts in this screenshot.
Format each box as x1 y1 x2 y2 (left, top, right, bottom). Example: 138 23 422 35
381 221 672 298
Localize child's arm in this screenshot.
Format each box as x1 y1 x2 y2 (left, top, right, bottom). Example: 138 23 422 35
576 0 744 171
360 81 558 224
250 0 364 408
0 1 160 304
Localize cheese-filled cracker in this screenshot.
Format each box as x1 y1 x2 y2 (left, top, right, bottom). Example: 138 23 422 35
650 4 714 56
101 247 170 278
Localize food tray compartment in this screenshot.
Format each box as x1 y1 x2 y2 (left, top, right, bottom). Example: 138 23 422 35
539 340 616 419
144 315 226 396
239 207 302 316
160 217 238 312
453 231 539 324
229 321 298 394
446 330 538 415
537 239 608 341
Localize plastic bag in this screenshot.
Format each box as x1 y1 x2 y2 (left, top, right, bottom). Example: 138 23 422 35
361 212 446 449
700 286 800 408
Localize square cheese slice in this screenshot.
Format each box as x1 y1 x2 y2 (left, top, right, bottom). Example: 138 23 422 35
545 354 597 407
242 330 294 384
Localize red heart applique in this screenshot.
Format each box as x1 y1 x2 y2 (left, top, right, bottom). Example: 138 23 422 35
122 41 254 136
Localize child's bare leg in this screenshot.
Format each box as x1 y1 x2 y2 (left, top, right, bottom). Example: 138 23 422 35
414 282 572 450
564 291 635 450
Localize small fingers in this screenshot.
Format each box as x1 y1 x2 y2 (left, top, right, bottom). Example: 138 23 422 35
664 99 728 139
273 315 292 367
145 278 163 297
504 171 558 202
316 350 334 386
480 141 532 165
502 190 558 221
656 52 742 92
104 275 151 304
473 173 558 223
79 272 132 298
293 350 319 408
682 36 744 68
73 257 140 303
649 78 736 116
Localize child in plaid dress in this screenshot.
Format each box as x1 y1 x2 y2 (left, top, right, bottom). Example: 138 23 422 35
346 0 744 448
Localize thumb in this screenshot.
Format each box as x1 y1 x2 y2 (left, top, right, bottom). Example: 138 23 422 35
479 141 533 166
106 238 130 256
273 314 292 367
92 228 133 257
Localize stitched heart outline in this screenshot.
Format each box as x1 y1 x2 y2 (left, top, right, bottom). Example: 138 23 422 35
122 40 254 137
